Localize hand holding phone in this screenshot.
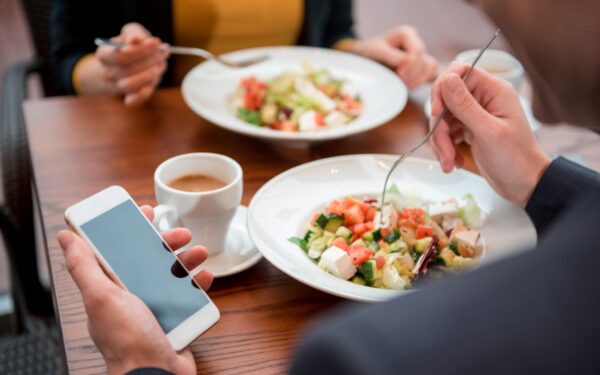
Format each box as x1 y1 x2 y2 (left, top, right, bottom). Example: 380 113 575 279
61 186 220 374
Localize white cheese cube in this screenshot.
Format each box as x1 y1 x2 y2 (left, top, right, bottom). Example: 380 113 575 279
295 78 336 112
318 246 356 280
383 265 406 290
428 200 459 220
298 110 319 132
375 204 397 230
324 110 349 128
453 230 480 248
442 216 464 232
307 247 323 259
340 82 358 100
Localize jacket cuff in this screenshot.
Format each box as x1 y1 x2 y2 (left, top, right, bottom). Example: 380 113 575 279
525 156 599 236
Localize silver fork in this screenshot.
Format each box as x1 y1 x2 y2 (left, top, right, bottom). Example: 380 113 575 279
94 38 269 68
379 29 500 212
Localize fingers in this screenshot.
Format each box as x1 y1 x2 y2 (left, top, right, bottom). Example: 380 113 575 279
440 73 490 138
57 230 114 296
140 205 154 222
171 245 209 277
193 270 214 291
161 228 192 251
97 37 161 67
385 26 426 56
116 61 165 94
121 22 151 43
124 84 157 107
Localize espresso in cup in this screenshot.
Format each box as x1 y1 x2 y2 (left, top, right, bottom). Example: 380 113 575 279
154 153 243 256
168 174 227 193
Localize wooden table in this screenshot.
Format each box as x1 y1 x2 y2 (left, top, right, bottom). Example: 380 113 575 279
24 88 600 374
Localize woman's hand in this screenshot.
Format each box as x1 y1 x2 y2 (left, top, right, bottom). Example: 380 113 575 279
57 205 212 375
429 62 551 207
351 26 438 89
75 23 168 107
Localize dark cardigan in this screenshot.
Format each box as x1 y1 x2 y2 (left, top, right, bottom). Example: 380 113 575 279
50 0 355 94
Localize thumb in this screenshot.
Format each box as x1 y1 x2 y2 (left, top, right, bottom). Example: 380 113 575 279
121 23 151 44
58 230 113 295
441 73 491 138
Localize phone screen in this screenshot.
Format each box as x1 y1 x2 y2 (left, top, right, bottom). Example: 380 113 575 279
79 199 209 332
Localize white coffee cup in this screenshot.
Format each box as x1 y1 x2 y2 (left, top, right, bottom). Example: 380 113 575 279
455 49 524 91
153 153 243 256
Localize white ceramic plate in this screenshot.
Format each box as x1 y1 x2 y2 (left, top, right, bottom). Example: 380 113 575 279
247 155 537 302
424 95 541 132
182 46 407 145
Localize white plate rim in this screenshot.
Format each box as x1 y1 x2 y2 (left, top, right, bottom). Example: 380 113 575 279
247 154 537 302
181 46 408 143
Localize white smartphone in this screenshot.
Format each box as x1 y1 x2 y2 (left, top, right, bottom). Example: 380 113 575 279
64 185 220 350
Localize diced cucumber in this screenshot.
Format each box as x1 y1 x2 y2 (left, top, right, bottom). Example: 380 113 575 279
449 256 477 271
414 237 433 253
308 231 334 252
367 241 379 251
269 73 295 94
372 229 383 242
335 226 353 240
362 231 374 242
315 214 344 230
351 239 366 247
307 247 322 259
357 259 378 283
351 275 366 286
439 248 456 266
389 239 408 253
379 242 391 253
384 229 401 243
324 216 344 233
449 242 459 255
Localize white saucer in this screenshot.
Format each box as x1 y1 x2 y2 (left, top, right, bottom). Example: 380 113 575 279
423 95 541 132
190 205 261 278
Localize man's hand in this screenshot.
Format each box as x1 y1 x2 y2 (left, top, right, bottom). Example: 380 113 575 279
96 23 168 107
351 26 438 89
429 62 551 207
57 205 212 375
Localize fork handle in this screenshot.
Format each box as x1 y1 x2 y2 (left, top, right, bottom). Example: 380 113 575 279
94 38 214 59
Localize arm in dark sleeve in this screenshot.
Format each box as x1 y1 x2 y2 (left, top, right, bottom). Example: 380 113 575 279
525 156 599 235
322 0 356 48
125 368 174 375
50 0 122 94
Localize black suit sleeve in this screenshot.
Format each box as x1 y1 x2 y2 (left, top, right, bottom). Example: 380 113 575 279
526 156 599 235
290 188 600 375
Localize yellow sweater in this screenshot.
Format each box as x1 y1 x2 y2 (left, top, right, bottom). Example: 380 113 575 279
172 0 303 82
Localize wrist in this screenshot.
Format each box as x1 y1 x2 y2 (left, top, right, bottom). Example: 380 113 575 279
517 152 552 207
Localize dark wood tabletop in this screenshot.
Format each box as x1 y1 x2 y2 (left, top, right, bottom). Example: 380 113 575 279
24 87 600 375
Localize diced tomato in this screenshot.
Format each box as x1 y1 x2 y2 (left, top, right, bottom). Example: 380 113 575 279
365 221 374 231
326 200 344 215
314 112 325 127
331 237 349 251
344 205 365 227
375 255 386 269
380 228 392 238
347 246 373 266
351 223 369 240
278 121 296 132
399 208 427 228
416 225 433 239
365 207 376 222
343 196 362 209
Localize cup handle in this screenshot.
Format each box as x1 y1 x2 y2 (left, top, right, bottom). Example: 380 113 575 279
153 204 180 231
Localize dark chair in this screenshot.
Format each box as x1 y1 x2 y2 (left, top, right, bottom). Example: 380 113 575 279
1 0 66 372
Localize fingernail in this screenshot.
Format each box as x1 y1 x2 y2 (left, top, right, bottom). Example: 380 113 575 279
57 230 74 250
446 74 462 93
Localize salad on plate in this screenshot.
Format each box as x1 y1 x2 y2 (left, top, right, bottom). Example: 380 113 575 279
289 186 484 290
232 63 363 132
